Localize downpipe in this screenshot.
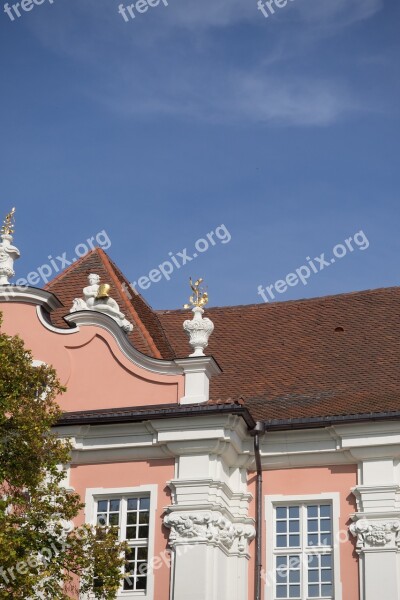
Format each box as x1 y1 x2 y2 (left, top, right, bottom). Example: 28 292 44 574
252 421 265 600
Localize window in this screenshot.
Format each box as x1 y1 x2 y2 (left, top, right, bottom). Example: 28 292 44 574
86 485 157 599
96 496 150 592
266 494 341 600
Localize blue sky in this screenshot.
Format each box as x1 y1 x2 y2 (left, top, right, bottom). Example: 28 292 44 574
0 0 399 309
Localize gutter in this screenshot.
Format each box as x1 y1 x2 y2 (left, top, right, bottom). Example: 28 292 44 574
262 409 400 431
57 402 256 429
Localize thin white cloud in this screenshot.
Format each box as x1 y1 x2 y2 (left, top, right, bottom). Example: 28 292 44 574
24 0 383 127
231 73 358 125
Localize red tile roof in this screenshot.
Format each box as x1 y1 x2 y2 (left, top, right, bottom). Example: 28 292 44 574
46 251 400 423
158 288 400 421
45 249 175 359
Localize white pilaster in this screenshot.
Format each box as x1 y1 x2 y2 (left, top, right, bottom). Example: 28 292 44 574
159 415 255 600
175 357 221 405
349 453 400 600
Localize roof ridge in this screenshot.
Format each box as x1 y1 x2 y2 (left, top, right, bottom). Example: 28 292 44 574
44 248 100 289
96 249 163 359
105 254 175 359
156 284 400 313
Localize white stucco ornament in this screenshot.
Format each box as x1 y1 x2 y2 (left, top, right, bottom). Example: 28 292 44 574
350 518 400 552
0 208 20 285
70 274 133 333
183 278 214 357
164 511 255 555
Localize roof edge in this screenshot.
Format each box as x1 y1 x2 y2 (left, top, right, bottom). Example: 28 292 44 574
56 402 256 428
262 410 400 431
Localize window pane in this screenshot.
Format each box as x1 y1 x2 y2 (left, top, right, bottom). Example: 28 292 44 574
320 505 331 518
276 568 287 584
97 513 107 527
308 520 318 532
136 577 147 590
276 556 287 568
139 512 149 524
289 584 300 597
321 555 332 568
277 535 287 548
139 525 149 538
126 548 136 561
126 526 137 540
109 499 120 512
109 513 119 526
289 570 300 583
127 512 137 525
140 497 150 510
123 576 134 591
321 569 332 583
276 587 286 598
308 570 319 583
322 584 333 596
289 506 299 518
307 505 318 518
289 520 299 533
127 498 138 510
277 521 287 533
308 534 318 546
321 533 332 546
137 547 148 561
308 584 319 597
97 500 108 512
289 535 300 547
276 507 287 519
308 555 318 568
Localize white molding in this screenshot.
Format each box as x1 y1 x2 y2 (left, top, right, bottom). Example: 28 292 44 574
257 421 400 470
85 484 158 600
36 305 78 334
55 414 252 468
0 285 62 310
265 493 342 600
65 311 186 376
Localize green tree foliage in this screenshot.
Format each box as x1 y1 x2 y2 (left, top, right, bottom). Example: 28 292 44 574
0 314 127 599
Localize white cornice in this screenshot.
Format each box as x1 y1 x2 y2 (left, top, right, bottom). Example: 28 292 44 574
65 311 183 375
174 356 222 378
55 414 252 466
0 285 62 311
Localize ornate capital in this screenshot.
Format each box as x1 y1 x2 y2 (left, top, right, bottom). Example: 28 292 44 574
164 511 254 556
349 518 400 553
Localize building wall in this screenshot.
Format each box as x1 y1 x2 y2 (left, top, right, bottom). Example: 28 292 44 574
0 302 184 411
71 458 175 600
248 465 359 600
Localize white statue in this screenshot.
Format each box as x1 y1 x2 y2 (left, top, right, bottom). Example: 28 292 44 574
0 208 20 286
71 273 99 311
70 274 133 333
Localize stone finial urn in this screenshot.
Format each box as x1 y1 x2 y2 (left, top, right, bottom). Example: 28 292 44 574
183 306 214 357
183 278 214 357
0 208 20 285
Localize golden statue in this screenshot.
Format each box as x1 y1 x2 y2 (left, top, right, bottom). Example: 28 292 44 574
183 278 209 309
1 207 16 236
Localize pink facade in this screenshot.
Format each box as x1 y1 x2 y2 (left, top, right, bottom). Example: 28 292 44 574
1 302 184 411
71 460 174 600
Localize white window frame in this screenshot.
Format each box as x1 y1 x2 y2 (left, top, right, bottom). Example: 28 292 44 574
85 485 158 600
265 493 342 600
